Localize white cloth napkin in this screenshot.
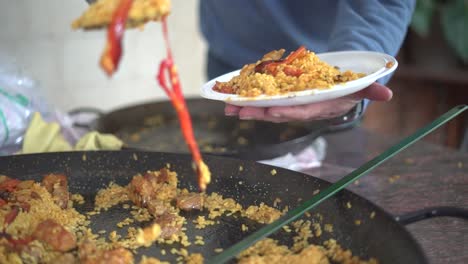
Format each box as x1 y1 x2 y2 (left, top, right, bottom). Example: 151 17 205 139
258 137 327 171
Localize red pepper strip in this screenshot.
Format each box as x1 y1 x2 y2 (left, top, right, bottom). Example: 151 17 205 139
283 45 307 64
158 18 211 191
157 59 211 191
4 206 19 227
100 0 134 76
283 66 303 77
0 179 20 192
0 199 6 207
254 46 306 76
0 232 33 248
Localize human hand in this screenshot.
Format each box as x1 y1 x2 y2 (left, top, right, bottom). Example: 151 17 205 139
224 82 392 123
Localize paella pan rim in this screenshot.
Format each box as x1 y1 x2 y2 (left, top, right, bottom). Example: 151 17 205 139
0 150 428 263
79 97 328 160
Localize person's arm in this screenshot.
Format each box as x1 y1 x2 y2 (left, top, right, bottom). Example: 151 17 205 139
325 0 416 114
328 0 416 83
226 1 415 123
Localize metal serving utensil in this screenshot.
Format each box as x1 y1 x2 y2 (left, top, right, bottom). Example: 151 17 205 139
208 104 467 264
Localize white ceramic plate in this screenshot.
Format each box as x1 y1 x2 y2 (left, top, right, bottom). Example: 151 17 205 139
200 51 398 107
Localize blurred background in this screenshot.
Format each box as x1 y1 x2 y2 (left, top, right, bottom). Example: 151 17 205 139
362 0 468 150
0 0 207 110
0 0 466 150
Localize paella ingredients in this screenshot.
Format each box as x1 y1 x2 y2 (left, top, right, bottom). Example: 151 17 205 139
158 19 211 192
136 222 162 247
127 169 178 207
243 203 282 224
79 239 134 264
193 216 216 229
33 219 77 252
154 211 184 239
213 46 366 97
73 0 172 76
73 0 210 191
72 0 171 30
42 173 70 209
238 238 330 264
95 182 130 210
0 176 88 263
99 0 133 76
176 191 204 211
0 168 378 264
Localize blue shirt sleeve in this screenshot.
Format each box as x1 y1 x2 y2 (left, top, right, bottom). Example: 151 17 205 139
328 0 416 85
327 0 415 112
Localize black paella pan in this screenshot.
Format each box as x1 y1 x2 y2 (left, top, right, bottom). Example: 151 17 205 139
0 151 427 263
69 98 357 160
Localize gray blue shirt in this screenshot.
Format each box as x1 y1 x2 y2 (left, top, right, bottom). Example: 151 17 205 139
200 0 416 81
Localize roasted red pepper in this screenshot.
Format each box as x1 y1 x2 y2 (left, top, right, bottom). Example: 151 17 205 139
283 45 306 64
0 178 20 193
254 46 306 76
283 66 303 77
0 199 6 207
4 205 19 227
100 0 134 76
158 18 211 191
0 232 33 248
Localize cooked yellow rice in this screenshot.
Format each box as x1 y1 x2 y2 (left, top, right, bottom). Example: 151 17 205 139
0 168 377 264
214 48 365 97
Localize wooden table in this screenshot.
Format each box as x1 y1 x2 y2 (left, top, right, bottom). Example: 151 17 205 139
302 127 468 264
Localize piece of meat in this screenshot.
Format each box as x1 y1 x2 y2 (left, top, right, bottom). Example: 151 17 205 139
127 169 177 207
42 174 69 209
19 242 46 263
4 205 20 226
146 199 169 217
51 253 78 264
79 241 134 264
213 82 235 94
155 212 182 239
33 219 76 252
261 49 285 61
0 177 21 193
254 60 282 75
176 192 204 211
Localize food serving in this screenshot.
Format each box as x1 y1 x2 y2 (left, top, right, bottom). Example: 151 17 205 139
72 0 211 191
72 0 171 30
201 50 398 107
213 46 366 97
0 169 377 264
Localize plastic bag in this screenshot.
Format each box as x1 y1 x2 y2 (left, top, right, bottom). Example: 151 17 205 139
0 53 79 155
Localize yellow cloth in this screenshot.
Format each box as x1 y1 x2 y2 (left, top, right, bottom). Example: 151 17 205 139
75 131 123 151
20 112 123 154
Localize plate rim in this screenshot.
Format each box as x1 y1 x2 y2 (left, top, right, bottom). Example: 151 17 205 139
200 50 398 105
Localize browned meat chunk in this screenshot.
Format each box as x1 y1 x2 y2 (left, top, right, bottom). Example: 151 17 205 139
146 199 169 217
127 169 177 207
79 241 134 264
155 212 183 239
33 219 76 252
176 192 204 211
42 174 69 209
